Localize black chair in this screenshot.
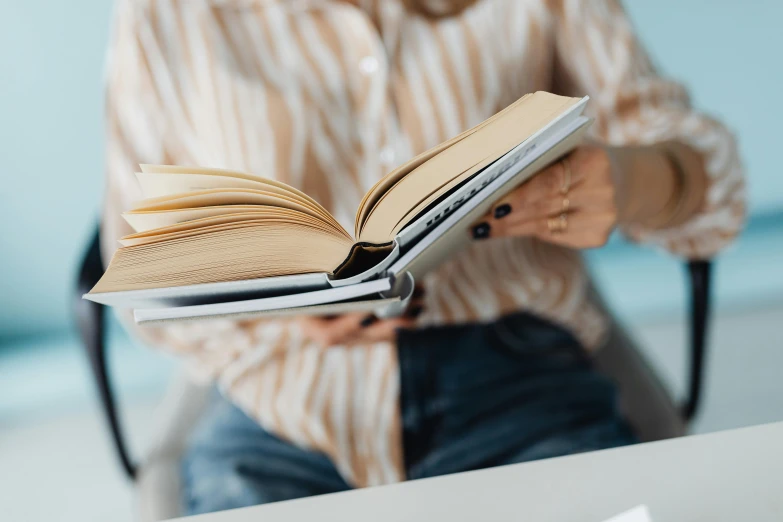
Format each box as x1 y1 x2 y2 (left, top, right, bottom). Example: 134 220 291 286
74 225 713 483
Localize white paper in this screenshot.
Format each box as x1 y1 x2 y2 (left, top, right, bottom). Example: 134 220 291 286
601 505 652 522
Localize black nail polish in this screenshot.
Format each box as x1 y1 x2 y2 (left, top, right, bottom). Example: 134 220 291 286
360 315 377 328
472 222 491 239
406 306 424 319
493 203 512 219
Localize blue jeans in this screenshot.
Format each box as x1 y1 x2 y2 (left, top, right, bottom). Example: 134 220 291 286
183 313 636 515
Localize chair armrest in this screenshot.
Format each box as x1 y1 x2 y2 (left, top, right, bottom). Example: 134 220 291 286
74 226 137 480
136 374 212 522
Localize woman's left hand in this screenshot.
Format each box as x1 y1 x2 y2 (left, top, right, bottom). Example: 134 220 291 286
470 145 619 249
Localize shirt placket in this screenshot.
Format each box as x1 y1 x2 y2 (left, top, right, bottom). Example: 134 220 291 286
341 4 405 195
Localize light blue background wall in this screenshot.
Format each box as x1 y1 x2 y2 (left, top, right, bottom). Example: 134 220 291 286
1 1 113 338
626 0 783 213
1 1 781 339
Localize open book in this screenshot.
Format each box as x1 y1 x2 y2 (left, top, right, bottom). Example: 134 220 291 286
86 91 592 323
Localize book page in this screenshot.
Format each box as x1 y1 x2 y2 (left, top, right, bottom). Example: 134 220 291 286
140 164 327 213
120 211 341 247
353 93 532 238
126 188 350 239
123 205 265 232
358 92 578 243
92 223 354 293
138 165 347 235
137 172 294 199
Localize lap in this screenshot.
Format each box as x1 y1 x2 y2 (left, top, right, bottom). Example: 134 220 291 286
398 312 637 479
182 392 350 516
500 416 636 465
183 313 636 514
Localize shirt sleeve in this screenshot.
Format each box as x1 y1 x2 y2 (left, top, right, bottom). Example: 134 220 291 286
548 0 746 258
102 0 164 263
102 1 275 382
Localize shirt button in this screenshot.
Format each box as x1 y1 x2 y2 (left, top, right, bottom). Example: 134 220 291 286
359 56 380 75
379 147 395 165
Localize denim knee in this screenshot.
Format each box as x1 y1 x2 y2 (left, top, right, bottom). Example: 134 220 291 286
182 444 272 515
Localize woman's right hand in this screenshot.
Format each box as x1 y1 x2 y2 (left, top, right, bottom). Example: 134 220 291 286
296 287 425 348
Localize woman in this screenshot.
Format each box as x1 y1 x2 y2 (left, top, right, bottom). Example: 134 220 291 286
103 0 744 514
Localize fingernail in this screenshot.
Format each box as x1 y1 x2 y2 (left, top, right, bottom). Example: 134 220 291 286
472 222 491 239
412 287 426 299
493 203 512 219
406 306 424 319
360 315 377 328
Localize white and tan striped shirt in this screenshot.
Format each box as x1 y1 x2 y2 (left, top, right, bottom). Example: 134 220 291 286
102 0 745 485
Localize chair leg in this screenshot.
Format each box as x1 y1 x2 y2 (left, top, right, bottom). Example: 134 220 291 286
80 304 137 480
75 228 137 480
682 260 712 422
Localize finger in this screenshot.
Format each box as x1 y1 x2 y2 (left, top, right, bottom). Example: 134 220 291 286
482 173 549 219
404 301 425 319
301 298 426 347
524 156 587 198
298 316 337 347
476 214 546 239
532 210 617 248
478 207 618 243
351 316 417 344
471 157 590 237
297 313 340 329
300 312 367 347
342 297 426 346
356 295 425 328
487 187 615 226
537 210 617 235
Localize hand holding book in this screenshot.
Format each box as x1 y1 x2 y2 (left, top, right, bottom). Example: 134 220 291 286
297 286 426 348
290 142 621 340
470 145 619 248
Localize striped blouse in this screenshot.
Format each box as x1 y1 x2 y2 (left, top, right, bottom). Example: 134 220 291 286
102 0 745 486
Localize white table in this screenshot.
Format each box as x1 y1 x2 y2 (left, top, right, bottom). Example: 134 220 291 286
175 422 783 522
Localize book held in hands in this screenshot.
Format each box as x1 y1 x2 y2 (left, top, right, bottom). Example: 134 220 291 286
85 91 593 323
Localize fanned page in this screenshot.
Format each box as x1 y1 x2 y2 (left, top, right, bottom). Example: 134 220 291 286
356 92 579 243
119 210 340 247
130 165 347 236
90 166 354 294
138 164 330 217
91 225 352 293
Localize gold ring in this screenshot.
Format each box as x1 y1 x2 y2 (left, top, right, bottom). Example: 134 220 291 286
560 157 572 195
547 214 568 234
